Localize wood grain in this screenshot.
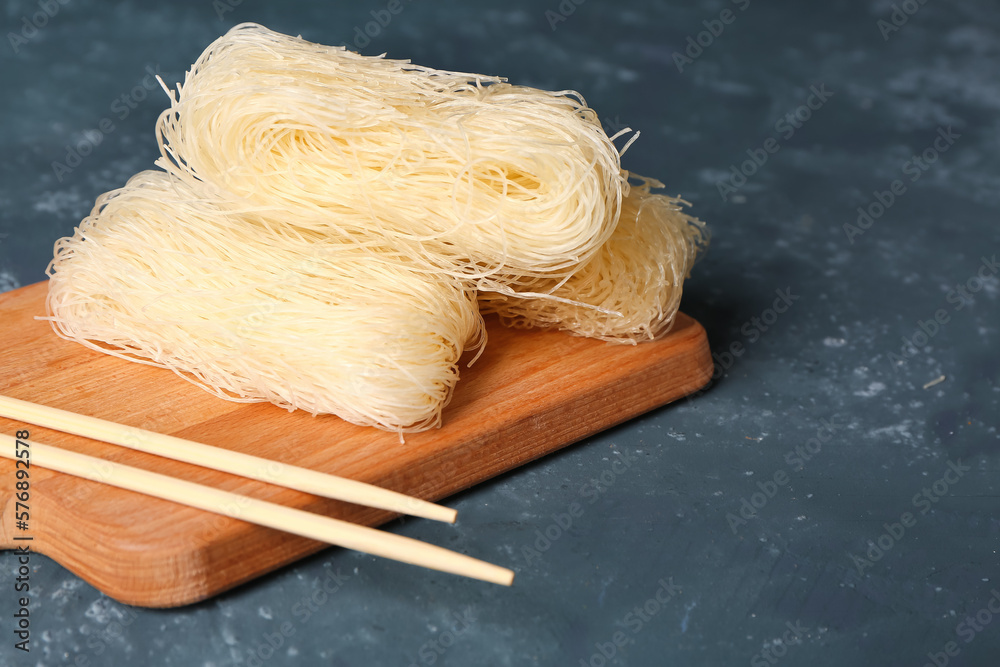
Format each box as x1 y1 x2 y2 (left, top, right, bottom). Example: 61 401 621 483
0 281 712 607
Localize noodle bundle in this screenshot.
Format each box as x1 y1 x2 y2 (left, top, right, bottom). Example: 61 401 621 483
154 23 625 285
480 177 708 343
46 24 709 433
45 171 484 433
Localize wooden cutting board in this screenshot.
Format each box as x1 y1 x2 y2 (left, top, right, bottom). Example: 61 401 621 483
0 281 712 607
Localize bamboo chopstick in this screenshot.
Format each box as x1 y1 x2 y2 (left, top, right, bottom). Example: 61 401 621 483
0 394 455 523
0 435 514 586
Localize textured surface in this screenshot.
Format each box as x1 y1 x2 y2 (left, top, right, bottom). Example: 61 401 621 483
0 281 710 607
1 0 999 665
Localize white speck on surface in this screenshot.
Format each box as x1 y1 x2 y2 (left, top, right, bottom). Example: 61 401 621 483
824 337 847 347
698 168 733 184
32 189 91 218
84 597 116 624
869 420 916 443
50 576 83 601
616 68 639 82
681 600 697 633
0 270 19 293
854 381 886 397
597 576 615 608
258 606 273 620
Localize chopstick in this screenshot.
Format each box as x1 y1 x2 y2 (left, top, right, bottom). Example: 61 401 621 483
0 394 455 524
0 434 514 586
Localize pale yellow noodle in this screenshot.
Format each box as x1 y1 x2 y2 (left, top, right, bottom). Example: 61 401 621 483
480 176 709 343
154 23 625 288
44 171 484 433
